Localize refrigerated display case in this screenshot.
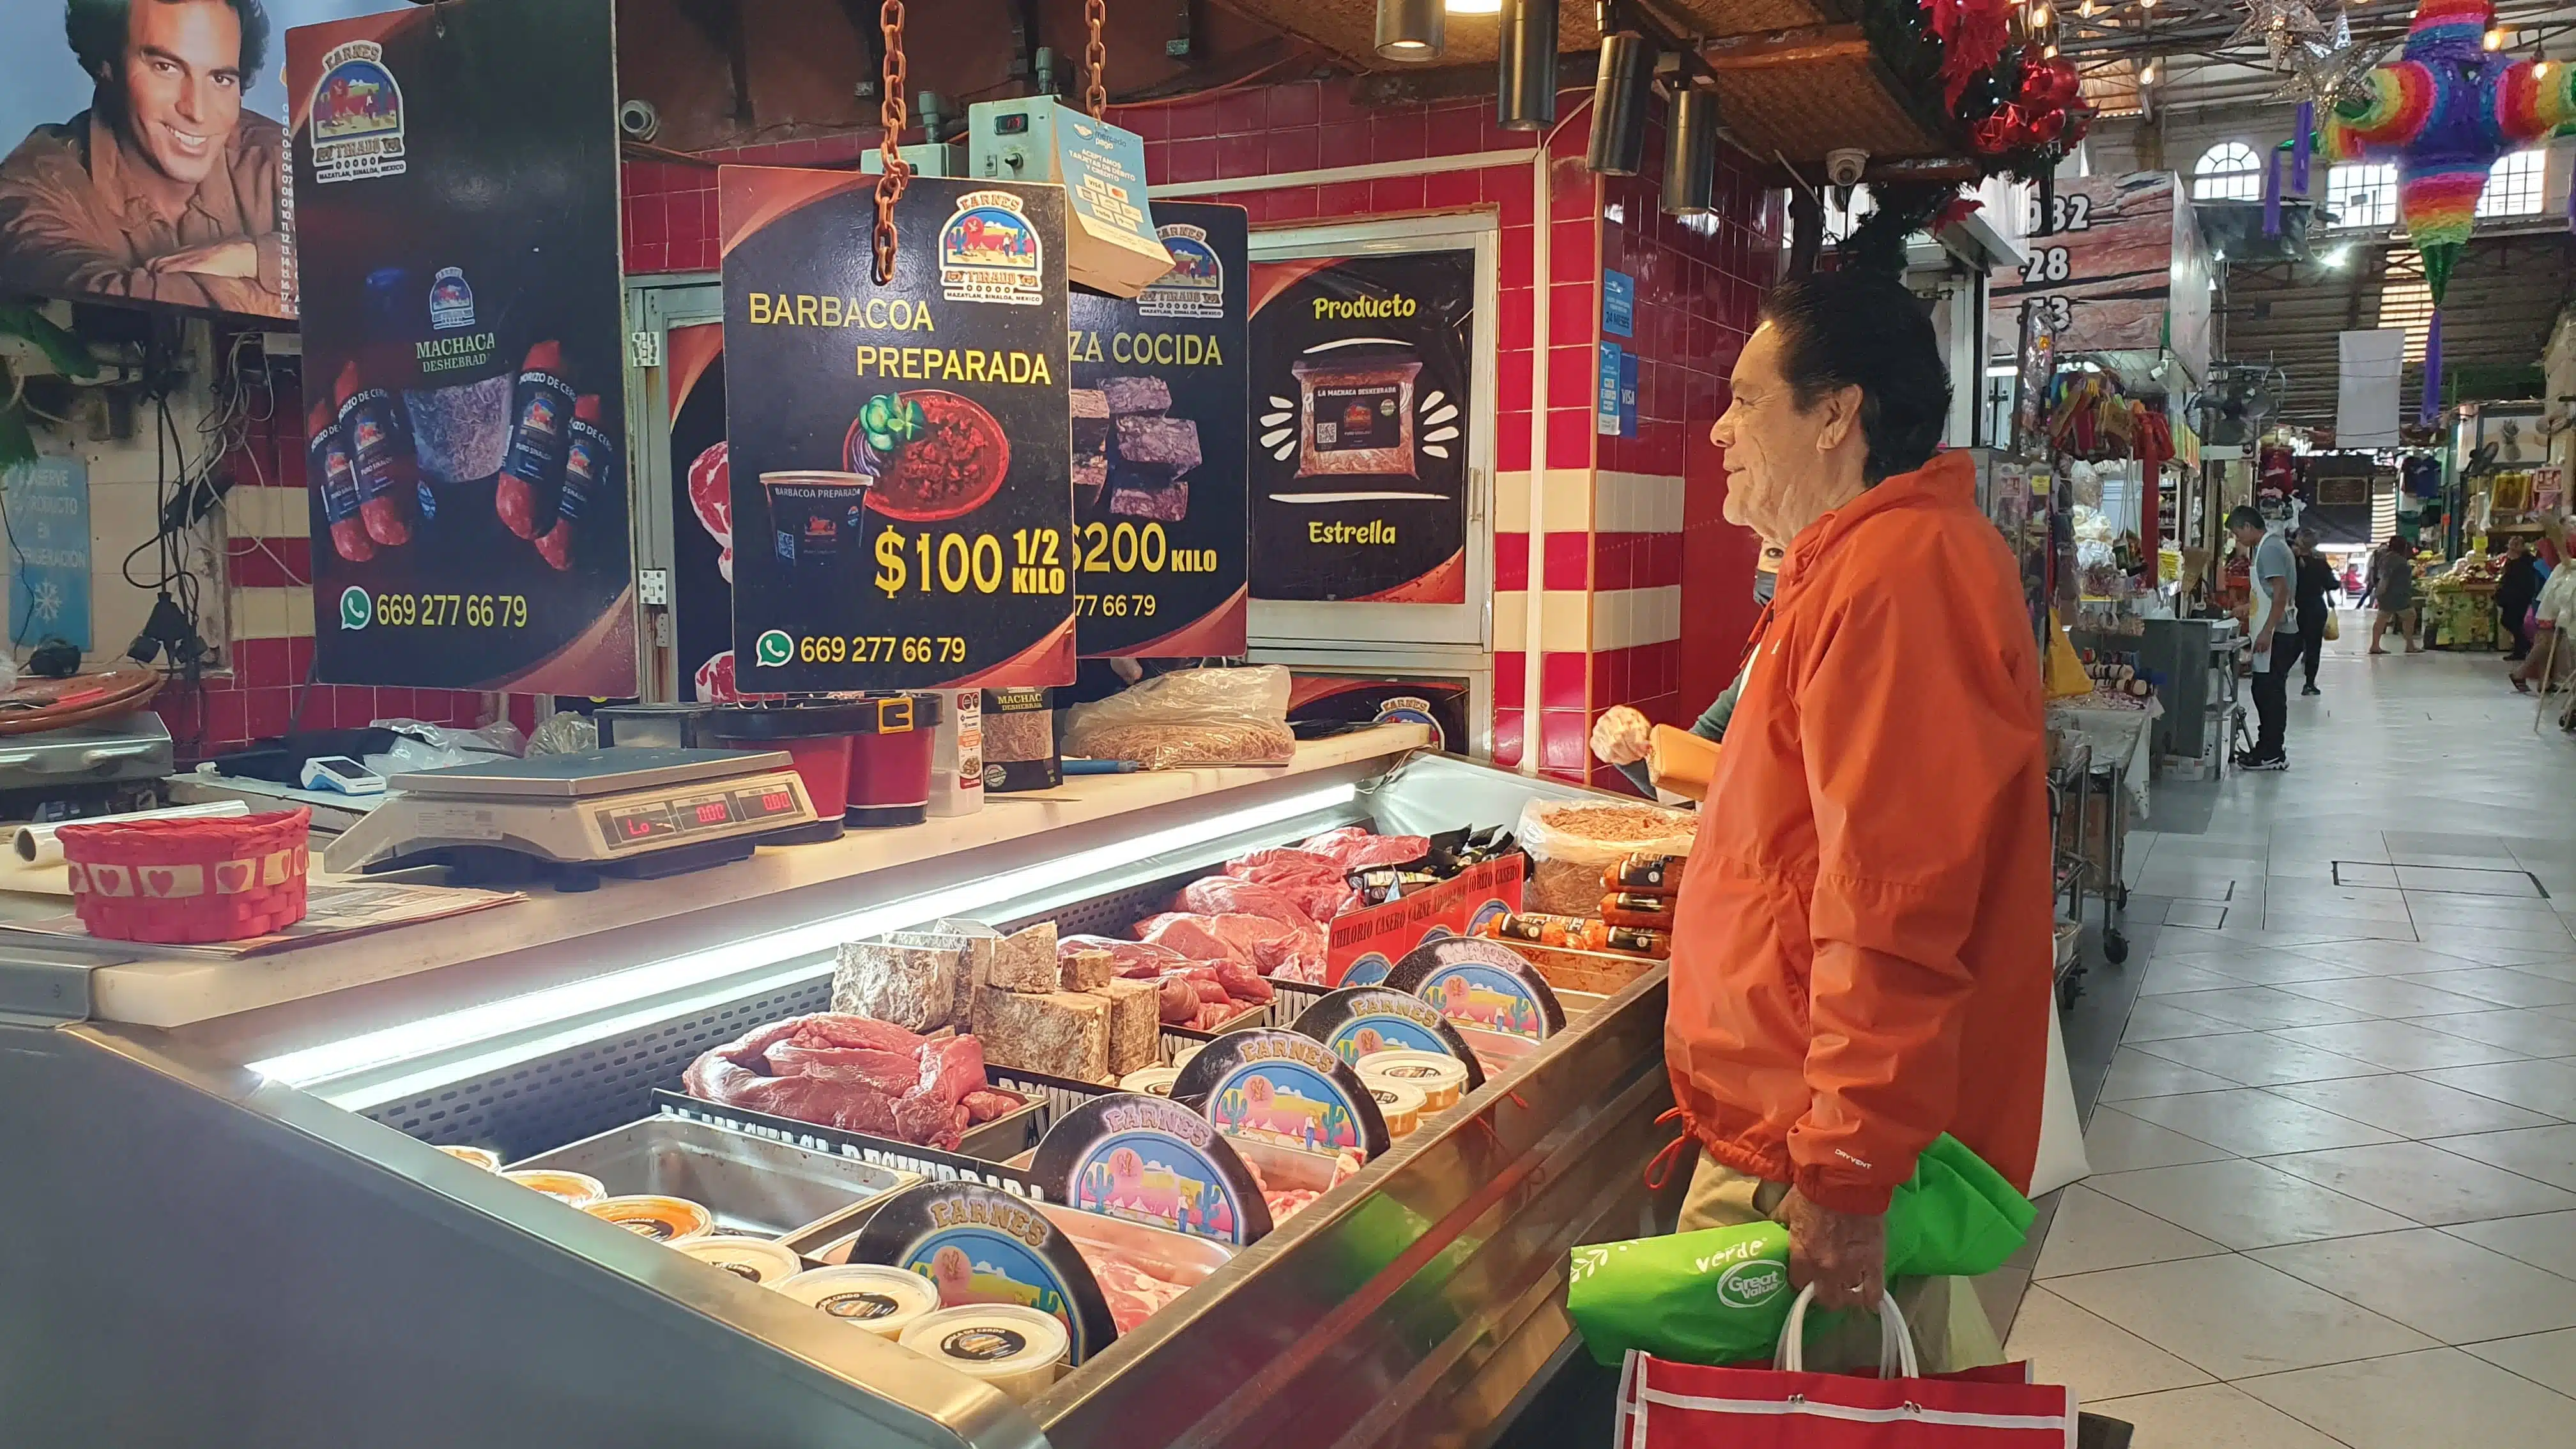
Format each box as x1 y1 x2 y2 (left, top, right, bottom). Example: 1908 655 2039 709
0 731 1678 1449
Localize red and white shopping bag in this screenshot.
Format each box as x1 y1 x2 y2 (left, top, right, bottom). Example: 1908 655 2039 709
1614 1286 2078 1448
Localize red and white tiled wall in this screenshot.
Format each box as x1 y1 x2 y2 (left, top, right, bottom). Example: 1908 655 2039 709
618 81 1775 792
146 360 525 761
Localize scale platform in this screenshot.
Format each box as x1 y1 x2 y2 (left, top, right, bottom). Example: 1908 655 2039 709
321 748 820 888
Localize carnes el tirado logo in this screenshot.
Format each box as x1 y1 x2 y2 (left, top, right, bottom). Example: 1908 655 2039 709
941 191 1045 306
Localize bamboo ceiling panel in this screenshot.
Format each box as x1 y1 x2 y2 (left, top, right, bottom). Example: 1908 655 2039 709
1216 1 1602 68
1701 36 1949 162
1216 0 1597 66
1656 1 1846 37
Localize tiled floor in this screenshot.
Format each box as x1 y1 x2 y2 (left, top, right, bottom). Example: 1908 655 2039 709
2007 624 2576 1442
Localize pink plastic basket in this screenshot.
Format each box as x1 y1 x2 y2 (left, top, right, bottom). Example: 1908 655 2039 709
58 808 313 943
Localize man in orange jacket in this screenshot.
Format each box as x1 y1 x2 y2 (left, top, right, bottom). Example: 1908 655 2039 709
1666 268 2052 1365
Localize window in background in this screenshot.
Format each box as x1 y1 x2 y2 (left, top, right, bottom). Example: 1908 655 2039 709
2327 162 2398 229
2478 149 2545 217
2193 142 2263 202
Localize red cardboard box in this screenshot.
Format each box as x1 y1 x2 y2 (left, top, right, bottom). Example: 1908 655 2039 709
1325 854 1524 987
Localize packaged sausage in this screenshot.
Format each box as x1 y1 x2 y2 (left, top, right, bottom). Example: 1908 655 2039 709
1600 925 1671 960
334 360 417 547
307 400 374 563
1598 891 1676 930
494 340 577 539
1604 852 1685 894
534 393 616 571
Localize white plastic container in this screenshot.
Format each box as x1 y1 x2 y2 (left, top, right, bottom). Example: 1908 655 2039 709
928 688 985 817
438 1145 502 1172
503 1169 607 1208
898 1304 1068 1401
677 1236 804 1286
778 1264 939 1338
1118 1065 1181 1096
1363 1078 1427 1137
584 1194 715 1243
1357 1050 1468 1111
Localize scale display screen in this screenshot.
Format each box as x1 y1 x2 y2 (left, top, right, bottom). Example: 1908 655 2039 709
594 778 808 852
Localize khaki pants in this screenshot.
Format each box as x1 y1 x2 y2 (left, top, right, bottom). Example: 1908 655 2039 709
1678 1153 2005 1375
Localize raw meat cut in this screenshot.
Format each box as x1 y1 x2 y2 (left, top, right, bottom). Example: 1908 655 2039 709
1133 911 1294 965
1264 1188 1321 1222
1058 933 1190 979
1210 959 1273 1004
1299 827 1431 871
682 1013 1020 1150
1156 975 1200 1023
1174 876 1314 930
1073 1245 1193 1334
1222 848 1352 921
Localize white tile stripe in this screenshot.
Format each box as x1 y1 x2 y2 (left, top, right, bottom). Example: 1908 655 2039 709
1595 470 1685 534
1591 585 1680 651
222 484 310 539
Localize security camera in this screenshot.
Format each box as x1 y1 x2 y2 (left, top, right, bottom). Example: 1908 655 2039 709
1825 148 1869 188
618 99 660 143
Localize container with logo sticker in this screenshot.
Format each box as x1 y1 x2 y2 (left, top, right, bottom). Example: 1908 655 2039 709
843 1181 1118 1365
678 1236 803 1287
1286 986 1485 1092
898 1304 1068 1401
777 1262 939 1337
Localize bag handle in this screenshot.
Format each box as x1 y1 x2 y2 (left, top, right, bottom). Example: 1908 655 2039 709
1772 1282 1920 1380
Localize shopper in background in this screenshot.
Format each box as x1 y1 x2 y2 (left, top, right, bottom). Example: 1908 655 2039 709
2517 555 2576 693
1591 540 1783 794
2494 535 2543 663
2293 529 2336 698
1662 268 2050 1372
2235 507 2296 771
2343 558 2366 601
2368 537 2421 655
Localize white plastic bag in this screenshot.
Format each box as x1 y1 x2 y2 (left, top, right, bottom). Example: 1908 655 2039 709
1515 798 1697 917
364 718 528 776
1061 665 1296 769
2028 999 2092 1197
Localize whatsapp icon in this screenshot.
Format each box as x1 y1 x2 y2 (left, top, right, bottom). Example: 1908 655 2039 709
754 630 794 668
339 587 372 631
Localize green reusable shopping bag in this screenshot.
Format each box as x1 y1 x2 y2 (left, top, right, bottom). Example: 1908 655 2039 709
1565 1133 2034 1367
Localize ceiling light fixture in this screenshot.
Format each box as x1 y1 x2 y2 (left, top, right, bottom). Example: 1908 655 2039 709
1586 31 1658 174
1661 84 1719 215
2485 27 2506 50
1445 0 1503 12
1376 0 1445 61
1495 0 1558 128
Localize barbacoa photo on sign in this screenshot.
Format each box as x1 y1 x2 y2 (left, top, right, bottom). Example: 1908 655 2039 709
1068 201 1248 656
1248 250 1474 603
721 170 1075 693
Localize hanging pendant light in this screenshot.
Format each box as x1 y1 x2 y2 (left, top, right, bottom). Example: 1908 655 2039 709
1376 0 1444 62
1586 33 1657 174
1496 0 1558 130
1662 83 1718 215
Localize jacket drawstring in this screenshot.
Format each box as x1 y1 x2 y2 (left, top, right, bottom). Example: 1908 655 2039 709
1643 1106 1696 1191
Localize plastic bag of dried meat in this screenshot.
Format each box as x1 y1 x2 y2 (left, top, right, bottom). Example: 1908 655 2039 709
1062 665 1296 770
1515 799 1698 917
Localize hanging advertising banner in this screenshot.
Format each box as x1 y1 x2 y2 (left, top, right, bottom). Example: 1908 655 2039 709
1987 171 2210 388
1068 201 1247 657
1248 251 1474 603
664 323 740 700
722 169 1074 691
287 0 634 694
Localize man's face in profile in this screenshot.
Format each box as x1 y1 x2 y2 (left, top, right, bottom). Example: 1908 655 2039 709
113 0 245 187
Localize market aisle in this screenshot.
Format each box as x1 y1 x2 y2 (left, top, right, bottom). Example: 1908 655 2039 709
2008 611 2576 1445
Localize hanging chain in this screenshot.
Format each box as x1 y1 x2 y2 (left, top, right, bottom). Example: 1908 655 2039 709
1084 0 1107 119
873 0 910 285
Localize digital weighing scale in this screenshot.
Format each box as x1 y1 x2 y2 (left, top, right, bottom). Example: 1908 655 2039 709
322 748 819 888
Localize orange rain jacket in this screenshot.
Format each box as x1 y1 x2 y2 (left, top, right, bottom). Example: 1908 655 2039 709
1666 450 2053 1215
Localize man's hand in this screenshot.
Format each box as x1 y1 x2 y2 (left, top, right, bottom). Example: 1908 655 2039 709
2253 626 2276 656
147 239 259 279
1774 1188 1887 1312
1590 705 1652 766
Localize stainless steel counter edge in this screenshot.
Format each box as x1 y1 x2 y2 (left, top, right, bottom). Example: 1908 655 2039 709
0 1017 1045 1449
4 725 1429 1034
